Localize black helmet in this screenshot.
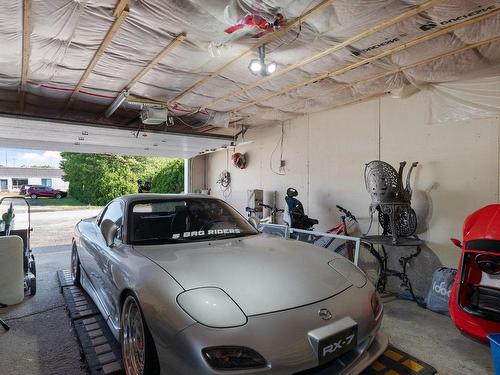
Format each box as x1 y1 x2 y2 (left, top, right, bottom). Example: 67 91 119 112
286 187 298 197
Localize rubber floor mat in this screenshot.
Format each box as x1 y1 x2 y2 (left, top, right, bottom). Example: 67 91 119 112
62 285 100 320
73 315 124 375
363 346 436 375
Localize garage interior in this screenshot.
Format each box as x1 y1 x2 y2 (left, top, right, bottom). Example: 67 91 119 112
0 0 499 374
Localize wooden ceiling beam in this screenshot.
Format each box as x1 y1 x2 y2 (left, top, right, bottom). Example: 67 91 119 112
233 8 500 113
272 33 500 114
203 0 441 112
170 0 337 104
124 33 187 91
65 0 129 110
19 0 32 113
113 0 128 17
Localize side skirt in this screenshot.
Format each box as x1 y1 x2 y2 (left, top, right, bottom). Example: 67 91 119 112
80 266 121 341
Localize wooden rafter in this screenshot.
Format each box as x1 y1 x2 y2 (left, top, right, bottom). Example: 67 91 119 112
113 0 128 17
273 34 500 114
233 7 500 113
170 0 337 104
202 0 441 112
124 33 186 91
19 0 32 112
65 0 129 109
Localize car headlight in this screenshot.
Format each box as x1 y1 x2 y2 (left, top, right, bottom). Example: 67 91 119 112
177 287 247 328
371 291 383 320
203 346 267 370
328 257 367 287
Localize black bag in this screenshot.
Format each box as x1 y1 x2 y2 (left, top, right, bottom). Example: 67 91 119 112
425 267 457 316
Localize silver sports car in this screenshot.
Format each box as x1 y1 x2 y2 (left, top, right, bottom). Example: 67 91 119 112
72 194 388 375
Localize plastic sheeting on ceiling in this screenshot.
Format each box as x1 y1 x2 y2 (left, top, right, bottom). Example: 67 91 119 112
0 0 499 127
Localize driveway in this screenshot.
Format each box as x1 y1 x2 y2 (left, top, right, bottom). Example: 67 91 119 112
0 209 100 375
30 208 100 247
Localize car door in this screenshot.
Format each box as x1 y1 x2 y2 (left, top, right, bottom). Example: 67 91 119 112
39 187 50 197
93 200 125 323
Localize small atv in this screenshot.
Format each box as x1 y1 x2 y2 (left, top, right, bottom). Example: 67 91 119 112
0 196 36 296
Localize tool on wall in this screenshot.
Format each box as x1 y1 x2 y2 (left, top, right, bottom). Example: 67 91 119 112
216 170 231 198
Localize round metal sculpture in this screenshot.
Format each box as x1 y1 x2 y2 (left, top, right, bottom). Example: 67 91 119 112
365 161 399 204
365 160 419 243
378 204 417 237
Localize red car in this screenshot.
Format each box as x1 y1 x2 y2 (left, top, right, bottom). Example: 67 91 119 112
449 205 500 343
27 185 67 199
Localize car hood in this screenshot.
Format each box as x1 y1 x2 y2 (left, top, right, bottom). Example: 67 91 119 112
134 235 352 316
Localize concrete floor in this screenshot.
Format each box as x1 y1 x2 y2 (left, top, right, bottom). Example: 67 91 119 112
0 209 494 375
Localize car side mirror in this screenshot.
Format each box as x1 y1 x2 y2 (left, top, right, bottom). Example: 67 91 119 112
101 219 118 247
451 238 462 248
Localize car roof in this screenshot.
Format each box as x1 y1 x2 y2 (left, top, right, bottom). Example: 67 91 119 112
119 193 218 204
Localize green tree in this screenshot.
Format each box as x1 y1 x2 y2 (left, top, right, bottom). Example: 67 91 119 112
151 159 184 193
60 153 177 205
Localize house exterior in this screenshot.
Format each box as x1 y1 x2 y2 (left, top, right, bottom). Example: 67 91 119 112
0 167 69 192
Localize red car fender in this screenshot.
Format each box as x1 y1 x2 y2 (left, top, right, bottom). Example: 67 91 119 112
449 205 500 343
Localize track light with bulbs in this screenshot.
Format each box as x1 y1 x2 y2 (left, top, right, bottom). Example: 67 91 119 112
248 45 277 77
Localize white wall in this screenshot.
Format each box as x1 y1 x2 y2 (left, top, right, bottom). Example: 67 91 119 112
194 92 500 268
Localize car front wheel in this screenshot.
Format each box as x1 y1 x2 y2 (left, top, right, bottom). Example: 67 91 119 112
55 193 62 199
121 295 159 375
30 193 37 199
70 245 81 287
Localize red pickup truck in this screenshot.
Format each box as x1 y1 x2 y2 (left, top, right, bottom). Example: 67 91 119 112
27 185 67 199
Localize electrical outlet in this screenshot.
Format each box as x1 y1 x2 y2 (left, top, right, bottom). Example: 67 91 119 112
280 159 286 167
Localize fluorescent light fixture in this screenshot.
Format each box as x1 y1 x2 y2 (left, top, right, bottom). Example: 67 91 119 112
249 59 263 74
266 62 277 75
105 90 129 118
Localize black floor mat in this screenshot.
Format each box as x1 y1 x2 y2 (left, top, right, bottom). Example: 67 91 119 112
57 269 74 288
363 346 436 375
59 272 124 375
73 315 124 375
62 285 100 320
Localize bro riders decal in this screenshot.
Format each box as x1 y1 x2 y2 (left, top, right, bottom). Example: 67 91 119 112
172 228 241 239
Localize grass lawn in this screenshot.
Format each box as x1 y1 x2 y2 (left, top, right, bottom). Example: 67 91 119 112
27 196 101 210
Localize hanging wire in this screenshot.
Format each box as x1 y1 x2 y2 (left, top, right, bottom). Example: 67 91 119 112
270 122 286 175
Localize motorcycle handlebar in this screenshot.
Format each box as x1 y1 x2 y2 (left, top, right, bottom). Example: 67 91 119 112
258 203 284 214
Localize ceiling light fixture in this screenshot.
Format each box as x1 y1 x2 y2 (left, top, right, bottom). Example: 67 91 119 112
248 45 277 77
249 60 263 74
266 61 277 75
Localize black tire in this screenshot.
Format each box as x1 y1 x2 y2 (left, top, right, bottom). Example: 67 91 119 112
30 255 36 277
30 193 37 199
71 245 81 287
29 277 36 296
55 193 62 199
121 294 160 375
335 242 382 287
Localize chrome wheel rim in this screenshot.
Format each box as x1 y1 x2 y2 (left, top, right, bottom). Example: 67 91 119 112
122 296 145 375
70 249 78 282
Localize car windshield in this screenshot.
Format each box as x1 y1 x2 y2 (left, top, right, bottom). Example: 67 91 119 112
129 198 258 244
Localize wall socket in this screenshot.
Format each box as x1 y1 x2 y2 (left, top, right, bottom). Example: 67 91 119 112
280 159 286 167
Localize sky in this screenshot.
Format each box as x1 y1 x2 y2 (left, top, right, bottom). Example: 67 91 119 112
0 148 62 168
